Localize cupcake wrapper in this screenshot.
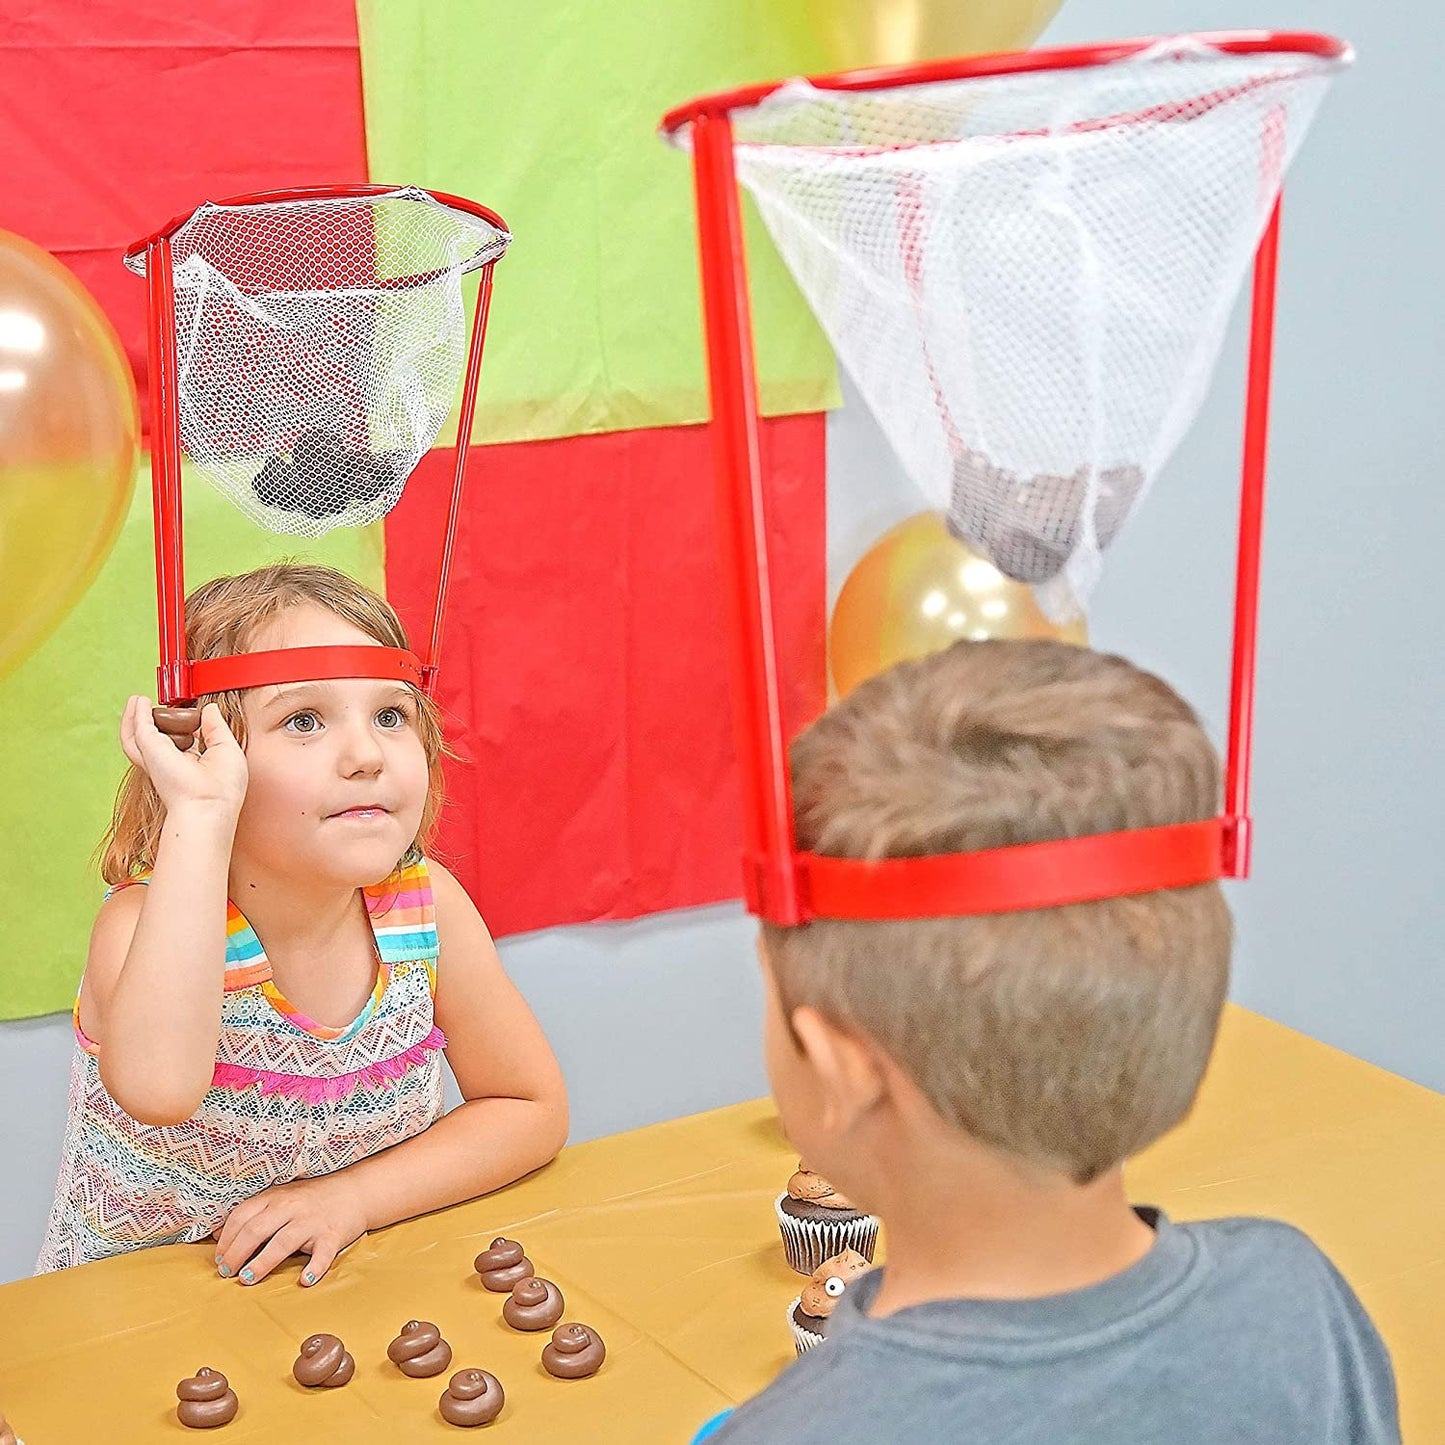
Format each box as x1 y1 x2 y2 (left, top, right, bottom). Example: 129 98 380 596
774 1193 880 1276
786 1295 826 1356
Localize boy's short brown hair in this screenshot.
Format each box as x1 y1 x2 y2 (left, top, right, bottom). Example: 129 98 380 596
762 639 1232 1184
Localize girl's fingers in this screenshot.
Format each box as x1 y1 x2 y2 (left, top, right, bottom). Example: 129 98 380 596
236 1222 309 1286
299 1236 344 1287
214 1198 267 1274
119 696 147 771
197 702 237 751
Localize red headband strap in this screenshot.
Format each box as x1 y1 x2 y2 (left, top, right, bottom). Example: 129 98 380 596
178 645 424 697
772 817 1230 922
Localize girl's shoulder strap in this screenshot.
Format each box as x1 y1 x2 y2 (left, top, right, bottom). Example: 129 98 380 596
102 870 153 901
364 856 440 964
102 872 270 988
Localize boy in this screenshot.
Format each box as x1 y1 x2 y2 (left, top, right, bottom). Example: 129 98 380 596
711 640 1398 1443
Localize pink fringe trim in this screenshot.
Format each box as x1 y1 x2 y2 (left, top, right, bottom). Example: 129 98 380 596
210 1025 447 1104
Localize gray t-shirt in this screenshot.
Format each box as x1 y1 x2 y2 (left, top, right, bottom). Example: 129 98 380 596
708 1209 1399 1444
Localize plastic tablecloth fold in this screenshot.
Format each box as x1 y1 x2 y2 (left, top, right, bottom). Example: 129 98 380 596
1 1005 1441 1442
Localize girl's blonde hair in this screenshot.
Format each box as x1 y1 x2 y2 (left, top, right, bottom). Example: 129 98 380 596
100 563 449 886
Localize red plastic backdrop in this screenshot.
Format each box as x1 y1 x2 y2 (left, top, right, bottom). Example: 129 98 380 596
385 418 827 936
0 0 369 422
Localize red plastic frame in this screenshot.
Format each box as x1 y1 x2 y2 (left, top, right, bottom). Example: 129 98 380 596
667 32 1347 924
128 184 508 703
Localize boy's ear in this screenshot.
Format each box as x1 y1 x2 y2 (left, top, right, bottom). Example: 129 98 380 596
791 1005 885 1131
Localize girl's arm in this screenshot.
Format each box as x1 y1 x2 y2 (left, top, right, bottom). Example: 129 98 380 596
336 859 571 1219
80 699 248 1127
214 860 569 1285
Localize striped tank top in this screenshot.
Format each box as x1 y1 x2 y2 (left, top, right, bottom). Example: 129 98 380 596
37 859 446 1273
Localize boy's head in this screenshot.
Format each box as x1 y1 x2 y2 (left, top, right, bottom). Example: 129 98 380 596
101 563 448 887
759 638 1231 1200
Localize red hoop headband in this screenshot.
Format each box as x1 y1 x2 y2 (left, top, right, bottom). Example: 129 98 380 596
129 183 507 704
666 31 1347 922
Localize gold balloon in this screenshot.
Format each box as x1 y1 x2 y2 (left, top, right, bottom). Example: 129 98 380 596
0 230 138 680
808 0 1063 71
829 511 1086 696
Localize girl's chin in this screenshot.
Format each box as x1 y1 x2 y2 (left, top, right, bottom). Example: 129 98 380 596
311 834 415 884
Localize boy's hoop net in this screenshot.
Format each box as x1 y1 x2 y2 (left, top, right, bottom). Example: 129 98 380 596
662 32 1350 924
669 35 1346 619
126 187 509 541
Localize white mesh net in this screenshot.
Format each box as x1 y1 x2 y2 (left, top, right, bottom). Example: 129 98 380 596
126 188 510 539
691 38 1348 617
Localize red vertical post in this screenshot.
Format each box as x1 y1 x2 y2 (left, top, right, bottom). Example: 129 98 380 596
425 260 497 694
1224 198 1282 878
689 113 802 924
147 236 189 704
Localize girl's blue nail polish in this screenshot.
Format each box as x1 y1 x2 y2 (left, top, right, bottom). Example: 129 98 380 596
239 1268 254 1283
303 1272 315 1285
217 1264 231 1278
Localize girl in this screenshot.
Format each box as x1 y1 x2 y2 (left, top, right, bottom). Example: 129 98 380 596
38 564 569 1286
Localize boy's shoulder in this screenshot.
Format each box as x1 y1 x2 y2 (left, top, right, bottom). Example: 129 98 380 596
710 1214 1397 1445
1179 1213 1359 1307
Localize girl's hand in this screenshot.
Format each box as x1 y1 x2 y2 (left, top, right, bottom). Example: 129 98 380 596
213 1175 368 1287
120 696 248 819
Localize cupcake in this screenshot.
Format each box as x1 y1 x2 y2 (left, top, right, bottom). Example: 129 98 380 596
774 1162 879 1275
787 1247 873 1355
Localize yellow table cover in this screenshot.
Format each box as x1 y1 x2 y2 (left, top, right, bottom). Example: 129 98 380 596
1 1005 1440 1442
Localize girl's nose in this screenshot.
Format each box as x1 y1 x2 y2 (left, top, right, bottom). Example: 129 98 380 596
338 719 385 776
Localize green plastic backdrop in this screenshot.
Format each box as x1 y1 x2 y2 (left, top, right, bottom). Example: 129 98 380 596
355 0 841 443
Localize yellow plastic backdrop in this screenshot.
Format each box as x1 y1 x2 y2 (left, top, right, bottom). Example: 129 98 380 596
829 512 1087 696
0 230 138 680
809 0 1063 69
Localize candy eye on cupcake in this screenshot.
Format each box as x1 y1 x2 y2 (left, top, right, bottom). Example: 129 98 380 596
824 1276 847 1298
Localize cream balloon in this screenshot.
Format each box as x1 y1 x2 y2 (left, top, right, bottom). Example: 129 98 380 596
0 230 138 679
829 511 1086 697
808 0 1063 71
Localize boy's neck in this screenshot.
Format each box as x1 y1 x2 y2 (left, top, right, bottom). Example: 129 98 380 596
859 1120 1156 1318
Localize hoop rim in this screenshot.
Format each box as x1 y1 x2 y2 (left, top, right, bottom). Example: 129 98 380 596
123 183 510 265
659 29 1349 134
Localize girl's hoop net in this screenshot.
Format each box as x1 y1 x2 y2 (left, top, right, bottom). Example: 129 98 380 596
125 187 510 540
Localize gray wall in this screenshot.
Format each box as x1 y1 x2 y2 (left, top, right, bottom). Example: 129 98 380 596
2 0 1438 1287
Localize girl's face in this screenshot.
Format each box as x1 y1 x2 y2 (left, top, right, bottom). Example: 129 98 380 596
232 603 430 889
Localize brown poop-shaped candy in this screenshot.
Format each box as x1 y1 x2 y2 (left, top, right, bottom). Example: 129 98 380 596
387 1319 453 1378
153 705 201 752
438 1369 505 1428
473 1238 533 1292
502 1276 565 1331
292 1333 354 1388
541 1322 606 1379
176 1367 239 1429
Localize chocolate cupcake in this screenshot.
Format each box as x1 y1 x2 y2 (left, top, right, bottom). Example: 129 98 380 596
787 1247 873 1355
774 1162 879 1275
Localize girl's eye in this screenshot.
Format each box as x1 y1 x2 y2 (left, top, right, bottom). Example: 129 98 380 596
283 711 321 735
376 706 408 730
